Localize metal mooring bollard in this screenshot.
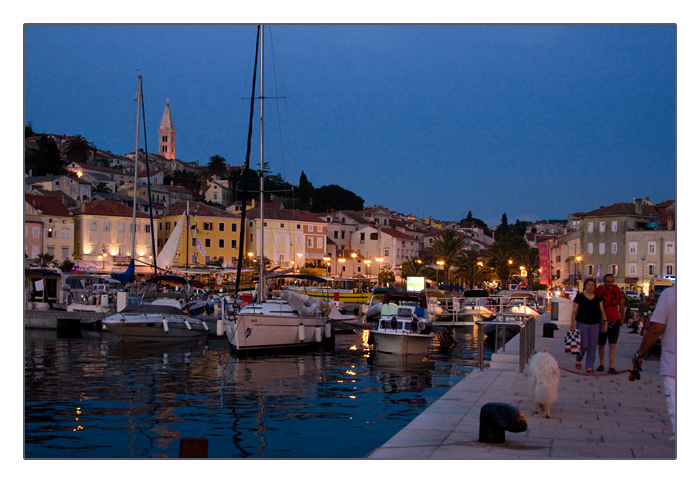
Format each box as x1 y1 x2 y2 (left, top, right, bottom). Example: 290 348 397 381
477 402 527 445
542 322 558 338
179 437 208 458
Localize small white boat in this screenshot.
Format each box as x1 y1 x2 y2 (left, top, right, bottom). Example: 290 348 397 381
370 292 435 355
102 275 208 343
223 289 331 353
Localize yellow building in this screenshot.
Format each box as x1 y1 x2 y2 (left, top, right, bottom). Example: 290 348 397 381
73 200 155 271
243 207 326 270
158 201 241 268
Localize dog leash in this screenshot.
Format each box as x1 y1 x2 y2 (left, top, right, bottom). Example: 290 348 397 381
558 366 631 377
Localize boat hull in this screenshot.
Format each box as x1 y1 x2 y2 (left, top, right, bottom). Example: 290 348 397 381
370 330 434 355
286 287 371 305
102 313 208 343
225 313 327 353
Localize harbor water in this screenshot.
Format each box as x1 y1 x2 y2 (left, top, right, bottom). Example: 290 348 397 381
24 325 484 459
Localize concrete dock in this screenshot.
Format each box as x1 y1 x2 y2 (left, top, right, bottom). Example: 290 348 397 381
367 312 676 459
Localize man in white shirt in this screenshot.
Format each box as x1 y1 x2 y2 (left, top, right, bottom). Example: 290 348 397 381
632 286 676 433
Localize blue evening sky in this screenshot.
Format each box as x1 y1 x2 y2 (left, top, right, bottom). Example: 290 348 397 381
24 23 676 227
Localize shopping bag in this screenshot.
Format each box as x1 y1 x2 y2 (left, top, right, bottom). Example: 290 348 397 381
564 329 581 354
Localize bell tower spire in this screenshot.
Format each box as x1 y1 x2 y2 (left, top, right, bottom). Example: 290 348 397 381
159 99 176 160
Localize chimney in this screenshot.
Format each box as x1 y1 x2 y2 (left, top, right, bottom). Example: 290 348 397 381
634 198 643 215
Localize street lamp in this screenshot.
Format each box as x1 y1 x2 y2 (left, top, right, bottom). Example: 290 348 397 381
575 255 582 289
640 255 647 299
338 258 346 276
101 245 106 269
436 260 445 286
473 261 483 288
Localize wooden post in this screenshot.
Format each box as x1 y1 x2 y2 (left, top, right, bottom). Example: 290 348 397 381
179 437 208 458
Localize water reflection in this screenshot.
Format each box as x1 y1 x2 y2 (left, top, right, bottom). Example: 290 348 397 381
25 326 482 458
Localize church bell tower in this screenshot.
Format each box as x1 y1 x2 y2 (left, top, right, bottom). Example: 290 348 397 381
159 99 176 160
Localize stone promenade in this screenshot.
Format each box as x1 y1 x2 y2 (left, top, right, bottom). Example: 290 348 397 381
367 312 675 459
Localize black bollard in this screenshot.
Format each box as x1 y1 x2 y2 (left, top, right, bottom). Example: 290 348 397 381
542 322 558 338
477 402 527 445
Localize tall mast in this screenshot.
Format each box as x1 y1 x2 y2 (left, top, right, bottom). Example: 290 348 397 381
131 76 142 262
258 26 265 303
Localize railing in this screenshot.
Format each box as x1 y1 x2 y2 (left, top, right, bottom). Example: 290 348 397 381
426 295 544 325
475 313 536 373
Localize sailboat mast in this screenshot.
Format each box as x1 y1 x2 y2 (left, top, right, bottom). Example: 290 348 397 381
258 26 265 303
131 76 142 263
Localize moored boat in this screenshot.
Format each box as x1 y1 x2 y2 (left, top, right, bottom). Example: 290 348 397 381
370 291 434 355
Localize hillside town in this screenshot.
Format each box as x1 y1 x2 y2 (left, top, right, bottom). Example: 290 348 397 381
24 103 676 298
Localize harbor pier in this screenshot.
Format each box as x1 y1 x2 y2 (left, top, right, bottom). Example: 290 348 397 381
367 312 676 459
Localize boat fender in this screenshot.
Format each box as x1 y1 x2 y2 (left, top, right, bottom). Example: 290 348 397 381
325 322 332 338
314 326 323 343
184 319 192 331
216 319 224 336
390 316 397 331
201 321 209 332
298 323 306 342
162 318 170 333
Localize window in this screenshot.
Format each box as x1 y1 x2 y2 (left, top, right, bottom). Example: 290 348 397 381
585 265 593 276
629 242 637 255
32 227 40 238
165 222 171 231
296 235 302 245
587 243 593 254
231 239 237 249
665 264 675 276
609 264 619 276
145 225 151 233
648 242 656 255
647 264 655 276
317 238 323 248
628 263 637 276
219 239 224 248
203 222 213 231
360 233 365 243
47 246 54 256
307 238 313 248
119 222 125 233
384 249 390 257
665 242 675 254
205 238 211 248
104 221 111 231
231 223 237 232
598 243 605 254
90 221 97 231
317 225 323 233
279 234 286 245
587 222 594 233
599 221 606 232
611 221 618 232
611 242 617 254
192 237 197 247
370 233 379 240
62 247 69 259
219 223 225 231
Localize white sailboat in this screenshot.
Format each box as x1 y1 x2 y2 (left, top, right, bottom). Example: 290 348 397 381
102 76 208 343
223 26 331 353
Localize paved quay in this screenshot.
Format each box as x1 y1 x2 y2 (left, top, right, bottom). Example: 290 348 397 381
367 312 676 459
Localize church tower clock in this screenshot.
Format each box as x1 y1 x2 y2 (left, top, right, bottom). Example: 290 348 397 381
159 99 176 160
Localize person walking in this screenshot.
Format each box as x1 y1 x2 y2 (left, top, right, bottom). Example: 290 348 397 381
595 274 625 373
631 286 676 434
570 278 606 373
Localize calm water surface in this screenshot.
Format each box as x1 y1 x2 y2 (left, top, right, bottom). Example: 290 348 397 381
24 325 483 459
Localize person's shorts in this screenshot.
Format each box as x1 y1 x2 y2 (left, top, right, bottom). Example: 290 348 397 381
598 320 621 345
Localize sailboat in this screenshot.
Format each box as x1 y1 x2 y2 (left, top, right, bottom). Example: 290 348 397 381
102 76 208 343
222 26 331 353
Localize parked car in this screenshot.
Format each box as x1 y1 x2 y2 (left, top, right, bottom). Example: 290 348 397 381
623 289 641 301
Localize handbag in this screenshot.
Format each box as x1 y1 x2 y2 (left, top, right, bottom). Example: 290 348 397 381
564 329 581 354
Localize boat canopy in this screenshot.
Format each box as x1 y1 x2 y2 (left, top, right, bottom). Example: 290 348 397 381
253 273 327 284
146 275 189 285
382 291 428 308
25 268 62 279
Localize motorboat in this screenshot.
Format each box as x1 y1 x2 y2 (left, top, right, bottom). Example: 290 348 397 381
102 275 208 343
369 291 435 355
222 289 331 353
65 275 122 314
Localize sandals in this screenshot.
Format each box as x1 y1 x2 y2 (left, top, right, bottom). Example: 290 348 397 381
608 368 618 374
575 361 582 370
587 368 595 374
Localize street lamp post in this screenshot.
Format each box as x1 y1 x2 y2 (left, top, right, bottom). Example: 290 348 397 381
640 255 647 300
473 261 483 288
101 245 106 269
436 260 445 286
575 255 582 290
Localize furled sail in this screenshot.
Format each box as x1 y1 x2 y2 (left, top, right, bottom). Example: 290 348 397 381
155 212 186 270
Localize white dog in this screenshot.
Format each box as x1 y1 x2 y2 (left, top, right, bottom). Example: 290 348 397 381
527 348 560 418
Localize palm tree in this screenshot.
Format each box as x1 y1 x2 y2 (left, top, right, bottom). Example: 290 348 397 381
425 230 466 286
516 245 540 289
65 134 93 164
36 253 54 267
454 250 490 289
400 257 425 280
484 237 516 289
92 181 112 194
207 155 227 177
378 263 395 287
